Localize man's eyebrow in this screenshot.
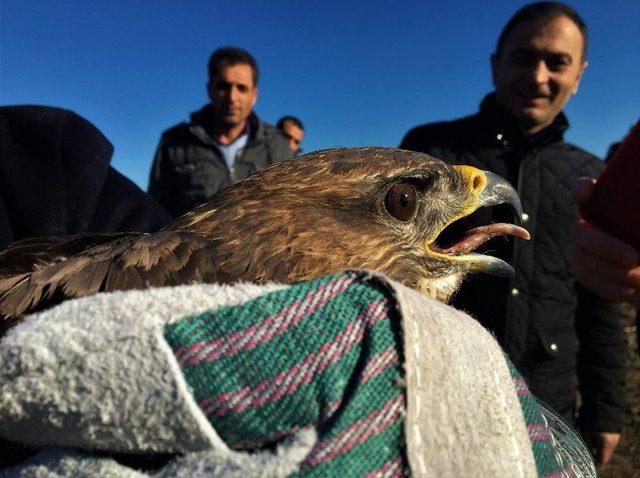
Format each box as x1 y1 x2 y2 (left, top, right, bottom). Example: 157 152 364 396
548 52 573 63
510 47 574 63
215 79 253 87
507 46 537 58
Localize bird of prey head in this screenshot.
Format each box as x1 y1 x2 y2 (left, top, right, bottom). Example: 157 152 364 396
0 147 528 332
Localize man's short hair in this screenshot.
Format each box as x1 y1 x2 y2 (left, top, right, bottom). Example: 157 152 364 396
276 116 304 131
495 2 588 59
208 47 260 86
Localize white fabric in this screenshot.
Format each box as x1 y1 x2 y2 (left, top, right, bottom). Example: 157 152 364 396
0 273 538 477
392 280 538 477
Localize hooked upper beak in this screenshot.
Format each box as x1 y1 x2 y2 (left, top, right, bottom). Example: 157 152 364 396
476 170 524 224
441 166 530 278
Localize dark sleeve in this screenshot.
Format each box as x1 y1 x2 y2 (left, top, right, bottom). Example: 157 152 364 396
575 283 626 432
90 167 171 233
148 137 182 218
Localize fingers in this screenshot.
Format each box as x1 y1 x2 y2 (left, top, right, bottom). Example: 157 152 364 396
571 177 597 205
572 251 640 306
582 431 621 468
572 220 640 305
573 259 640 306
573 241 639 288
574 220 639 268
598 432 621 468
570 177 640 304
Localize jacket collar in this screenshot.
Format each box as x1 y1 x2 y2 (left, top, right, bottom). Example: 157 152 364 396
478 93 569 150
189 105 264 146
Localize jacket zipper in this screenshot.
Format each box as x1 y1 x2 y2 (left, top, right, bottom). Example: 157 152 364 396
504 151 528 344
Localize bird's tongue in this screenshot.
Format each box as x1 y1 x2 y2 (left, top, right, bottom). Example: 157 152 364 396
434 223 530 254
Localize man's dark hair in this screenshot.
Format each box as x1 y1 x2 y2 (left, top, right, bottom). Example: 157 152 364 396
276 116 304 131
495 2 588 59
208 47 260 86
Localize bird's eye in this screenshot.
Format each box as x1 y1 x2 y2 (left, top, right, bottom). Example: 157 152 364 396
385 182 417 221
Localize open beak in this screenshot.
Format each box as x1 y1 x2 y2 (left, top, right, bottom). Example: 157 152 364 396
476 171 524 221
472 170 530 277
430 167 530 278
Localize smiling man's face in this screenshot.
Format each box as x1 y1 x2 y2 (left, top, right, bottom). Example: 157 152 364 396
491 14 587 135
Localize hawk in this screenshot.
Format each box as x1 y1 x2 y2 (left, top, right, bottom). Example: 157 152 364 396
0 148 528 335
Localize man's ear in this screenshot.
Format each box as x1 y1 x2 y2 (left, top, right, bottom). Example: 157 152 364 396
251 87 259 107
572 60 588 95
490 54 499 86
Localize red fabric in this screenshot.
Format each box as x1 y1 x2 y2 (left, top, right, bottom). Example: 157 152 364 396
581 120 640 249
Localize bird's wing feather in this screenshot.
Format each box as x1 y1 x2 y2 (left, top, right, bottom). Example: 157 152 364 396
0 230 216 329
0 233 133 274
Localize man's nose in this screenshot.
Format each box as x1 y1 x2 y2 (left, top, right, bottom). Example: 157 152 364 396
531 60 550 84
229 86 240 102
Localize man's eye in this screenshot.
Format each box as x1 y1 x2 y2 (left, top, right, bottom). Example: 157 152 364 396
546 57 570 72
511 53 534 67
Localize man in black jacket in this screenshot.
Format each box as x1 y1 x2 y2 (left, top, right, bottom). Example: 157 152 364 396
0 105 170 251
148 47 292 217
400 2 624 467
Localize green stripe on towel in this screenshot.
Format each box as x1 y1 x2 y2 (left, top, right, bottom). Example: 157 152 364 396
165 271 407 477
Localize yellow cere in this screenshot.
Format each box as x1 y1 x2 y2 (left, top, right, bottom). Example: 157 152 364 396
452 165 487 216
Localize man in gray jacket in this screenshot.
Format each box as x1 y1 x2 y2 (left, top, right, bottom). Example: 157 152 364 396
148 47 292 217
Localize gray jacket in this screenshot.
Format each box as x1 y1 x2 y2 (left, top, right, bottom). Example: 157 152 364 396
149 106 292 217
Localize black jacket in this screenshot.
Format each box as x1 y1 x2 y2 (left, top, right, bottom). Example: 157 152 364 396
0 105 170 250
401 95 626 432
148 106 292 217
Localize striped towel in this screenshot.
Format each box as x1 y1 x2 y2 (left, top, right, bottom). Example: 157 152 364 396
165 270 594 477
508 359 595 477
165 272 406 477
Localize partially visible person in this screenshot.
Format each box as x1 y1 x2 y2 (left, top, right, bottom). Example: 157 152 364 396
572 127 640 360
604 125 637 163
572 178 640 307
0 105 170 251
605 141 622 163
573 122 640 306
148 47 292 218
400 2 625 467
276 116 305 155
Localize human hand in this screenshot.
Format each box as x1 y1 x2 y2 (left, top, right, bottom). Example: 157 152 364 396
572 178 640 306
581 430 621 468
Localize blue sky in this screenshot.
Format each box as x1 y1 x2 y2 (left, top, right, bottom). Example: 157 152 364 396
2 0 638 190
